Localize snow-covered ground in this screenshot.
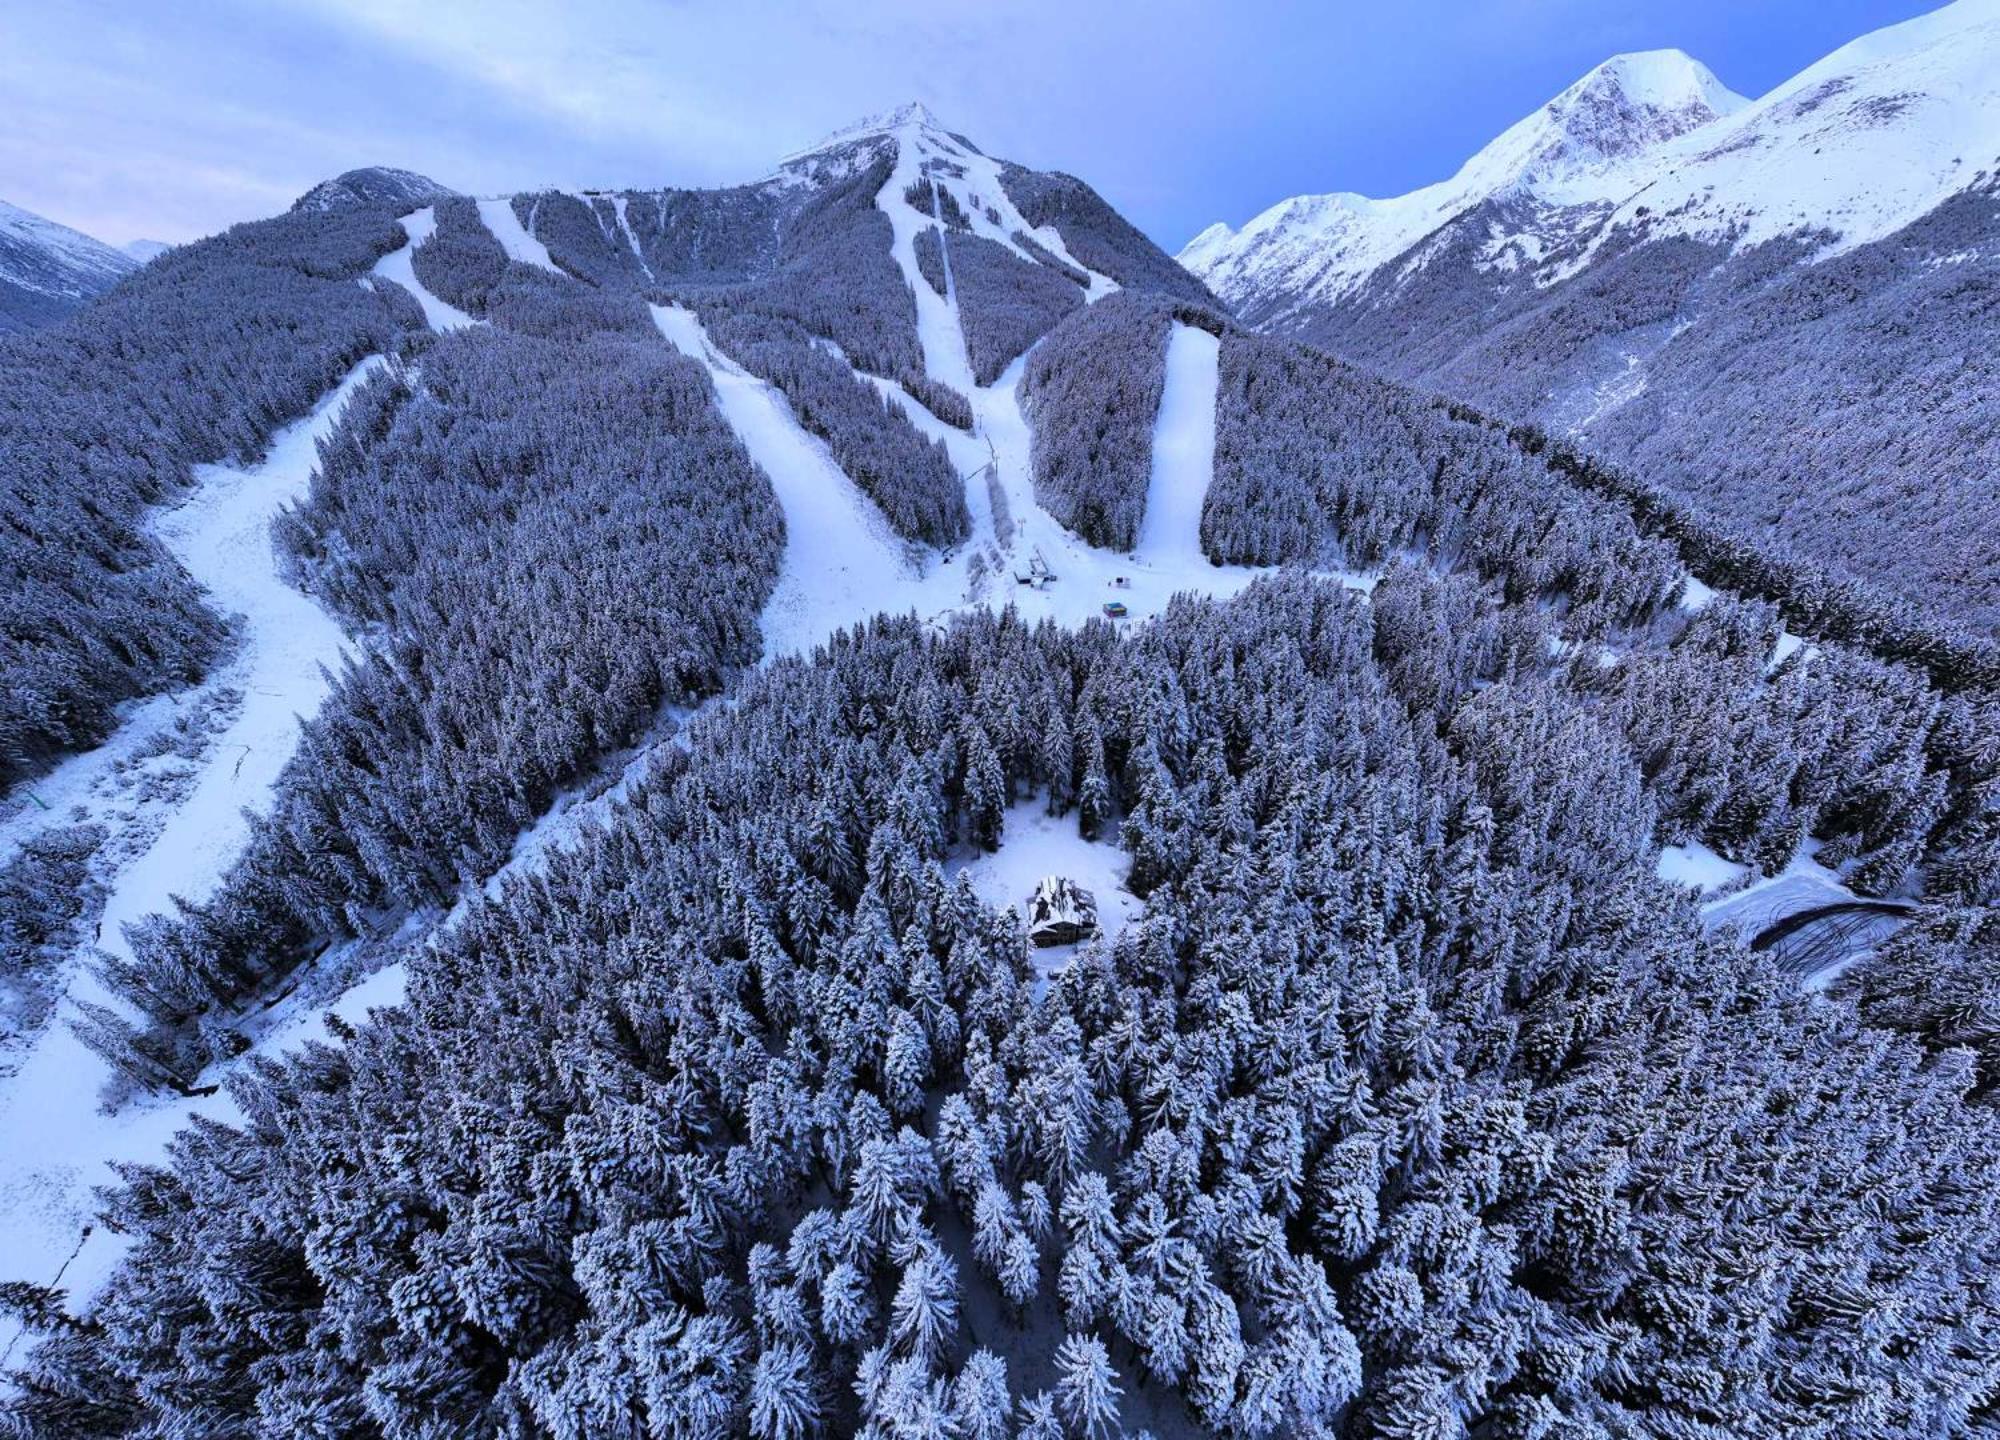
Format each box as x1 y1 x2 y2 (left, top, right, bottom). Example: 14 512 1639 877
1656 839 1749 893
474 196 560 273
876 129 978 395
369 206 479 331
0 358 385 1360
1695 839 1910 990
949 799 1143 994
1701 841 1859 938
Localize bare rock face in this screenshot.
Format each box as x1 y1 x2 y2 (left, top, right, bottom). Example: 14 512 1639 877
1027 875 1099 948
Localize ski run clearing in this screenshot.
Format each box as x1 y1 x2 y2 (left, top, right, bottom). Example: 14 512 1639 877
474 196 560 273
0 360 386 1362
368 206 479 331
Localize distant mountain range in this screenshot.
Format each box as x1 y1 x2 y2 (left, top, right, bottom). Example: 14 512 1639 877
1184 0 2000 629
0 197 138 335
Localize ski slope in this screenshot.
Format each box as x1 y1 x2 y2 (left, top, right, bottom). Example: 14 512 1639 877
0 359 384 1359
1135 325 1223 570
369 206 479 331
475 196 560 273
652 304 965 659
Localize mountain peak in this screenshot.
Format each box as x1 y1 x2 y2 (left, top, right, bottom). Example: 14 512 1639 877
1564 49 1746 123
1469 48 1747 193
290 167 456 216
788 101 958 162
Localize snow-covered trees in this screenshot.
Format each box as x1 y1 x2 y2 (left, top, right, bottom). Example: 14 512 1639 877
0 203 412 793
8 113 2000 1440
1018 292 1178 550
0 824 104 1042
91 324 784 1085
16 574 2000 1439
703 310 970 546
998 162 1219 305
687 157 925 382
913 225 948 297
1207 329 1684 636
947 231 1083 385
410 195 508 309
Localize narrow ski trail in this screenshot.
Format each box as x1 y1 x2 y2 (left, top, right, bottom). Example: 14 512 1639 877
369 206 479 331
0 358 386 1357
652 304 965 660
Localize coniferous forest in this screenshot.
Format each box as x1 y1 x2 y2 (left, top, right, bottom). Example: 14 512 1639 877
2 63 1999 1440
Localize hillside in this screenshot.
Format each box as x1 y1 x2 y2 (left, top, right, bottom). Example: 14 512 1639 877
1183 0 2000 631
1 93 1998 1440
0 197 137 334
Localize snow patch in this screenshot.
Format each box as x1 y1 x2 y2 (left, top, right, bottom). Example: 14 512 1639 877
948 800 1142 994
1656 840 1749 893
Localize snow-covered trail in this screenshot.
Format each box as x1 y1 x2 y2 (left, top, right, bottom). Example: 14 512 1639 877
652 304 965 660
369 207 479 331
106 363 380 947
475 197 560 273
1135 325 1222 570
0 359 385 1356
879 145 977 396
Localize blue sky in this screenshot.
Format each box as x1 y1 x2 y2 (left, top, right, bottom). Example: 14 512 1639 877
0 0 1943 250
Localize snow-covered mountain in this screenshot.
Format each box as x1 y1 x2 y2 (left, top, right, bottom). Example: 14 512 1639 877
1185 0 1996 322
1181 49 1747 314
290 165 456 214
122 239 173 262
4 76 1999 1439
0 197 138 334
1181 0 2000 630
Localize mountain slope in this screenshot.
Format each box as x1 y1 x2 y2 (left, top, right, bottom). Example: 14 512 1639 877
0 198 138 334
1180 48 1747 317
5 96 2000 1440
1183 0 2000 631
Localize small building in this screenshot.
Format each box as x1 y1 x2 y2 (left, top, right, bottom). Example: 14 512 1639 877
1027 875 1099 948
1102 601 1128 619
